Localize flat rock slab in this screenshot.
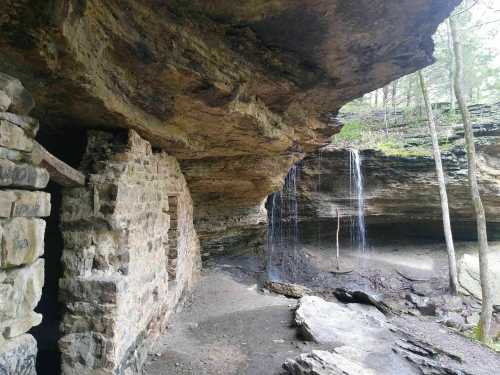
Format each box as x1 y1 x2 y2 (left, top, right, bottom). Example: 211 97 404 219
458 252 500 305
289 296 475 375
283 349 376 375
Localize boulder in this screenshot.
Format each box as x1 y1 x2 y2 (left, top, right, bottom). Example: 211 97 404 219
294 296 387 347
283 350 376 375
406 293 437 316
265 281 311 299
0 73 35 115
458 252 500 305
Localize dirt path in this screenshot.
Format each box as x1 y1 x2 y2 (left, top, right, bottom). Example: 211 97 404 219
142 266 318 375
143 243 500 375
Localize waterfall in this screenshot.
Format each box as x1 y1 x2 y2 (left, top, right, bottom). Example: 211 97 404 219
349 149 367 252
266 163 301 281
317 149 323 247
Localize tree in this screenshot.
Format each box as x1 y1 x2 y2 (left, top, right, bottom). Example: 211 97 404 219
450 15 493 344
446 21 455 113
418 70 459 295
383 85 390 132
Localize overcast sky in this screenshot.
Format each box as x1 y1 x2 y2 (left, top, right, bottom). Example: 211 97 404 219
468 0 500 66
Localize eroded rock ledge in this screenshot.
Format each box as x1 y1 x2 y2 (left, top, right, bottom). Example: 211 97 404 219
0 1 460 254
298 106 500 241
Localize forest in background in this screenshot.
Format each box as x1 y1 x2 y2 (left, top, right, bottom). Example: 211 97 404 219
341 0 500 120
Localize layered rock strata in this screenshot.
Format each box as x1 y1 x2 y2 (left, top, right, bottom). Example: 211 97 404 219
59 130 201 374
0 0 461 255
0 77 49 375
298 117 500 242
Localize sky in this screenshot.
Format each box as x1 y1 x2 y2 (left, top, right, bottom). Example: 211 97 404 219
466 0 500 67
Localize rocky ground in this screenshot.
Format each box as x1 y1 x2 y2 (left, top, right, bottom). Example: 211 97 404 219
142 240 500 374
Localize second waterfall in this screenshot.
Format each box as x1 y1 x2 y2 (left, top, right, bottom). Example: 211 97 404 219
349 149 368 252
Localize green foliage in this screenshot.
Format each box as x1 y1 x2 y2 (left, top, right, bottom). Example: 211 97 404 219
336 120 366 143
375 141 431 158
466 323 500 352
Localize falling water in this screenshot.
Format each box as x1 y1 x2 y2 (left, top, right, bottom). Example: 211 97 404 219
349 149 367 252
266 163 301 281
317 149 323 247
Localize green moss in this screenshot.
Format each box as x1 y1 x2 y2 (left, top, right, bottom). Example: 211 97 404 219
465 323 500 352
336 120 366 143
376 144 431 157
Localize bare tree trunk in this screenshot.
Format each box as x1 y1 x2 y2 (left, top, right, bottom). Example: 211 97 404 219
406 76 413 108
374 89 379 108
450 16 493 344
383 85 390 133
447 20 455 115
392 80 398 120
336 208 340 271
418 71 458 295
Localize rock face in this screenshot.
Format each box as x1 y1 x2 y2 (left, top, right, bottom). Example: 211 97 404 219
298 109 500 242
0 0 460 255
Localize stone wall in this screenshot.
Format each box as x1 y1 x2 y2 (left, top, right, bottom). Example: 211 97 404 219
59 130 200 374
0 79 50 374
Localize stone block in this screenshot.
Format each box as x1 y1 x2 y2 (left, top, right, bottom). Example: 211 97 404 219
0 334 37 375
0 159 49 189
0 190 51 218
0 73 35 115
0 259 44 321
0 218 46 268
59 275 123 305
0 112 39 138
0 146 24 162
1 311 42 339
0 120 33 152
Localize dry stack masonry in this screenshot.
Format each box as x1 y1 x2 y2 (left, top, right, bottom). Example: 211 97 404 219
0 73 202 375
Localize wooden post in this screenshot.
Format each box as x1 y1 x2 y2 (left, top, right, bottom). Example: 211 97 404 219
336 208 340 271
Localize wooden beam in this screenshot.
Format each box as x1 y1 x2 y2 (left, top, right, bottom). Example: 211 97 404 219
31 141 86 187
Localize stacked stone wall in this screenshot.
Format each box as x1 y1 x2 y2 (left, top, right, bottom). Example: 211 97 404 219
59 130 201 374
0 108 50 373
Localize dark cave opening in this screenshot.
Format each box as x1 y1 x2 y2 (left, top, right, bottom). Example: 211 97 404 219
29 125 88 375
30 180 63 375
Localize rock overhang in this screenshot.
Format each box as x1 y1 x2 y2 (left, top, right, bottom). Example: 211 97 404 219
0 0 462 254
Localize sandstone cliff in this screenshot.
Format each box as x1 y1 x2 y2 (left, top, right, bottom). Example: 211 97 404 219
0 0 460 254
298 104 500 242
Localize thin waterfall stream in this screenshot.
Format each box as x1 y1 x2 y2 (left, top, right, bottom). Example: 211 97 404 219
267 163 302 282
349 149 368 252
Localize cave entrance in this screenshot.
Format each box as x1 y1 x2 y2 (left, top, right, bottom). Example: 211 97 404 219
29 127 87 375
